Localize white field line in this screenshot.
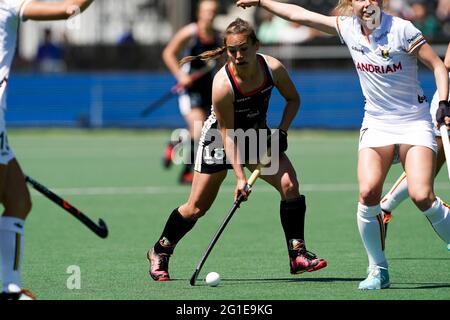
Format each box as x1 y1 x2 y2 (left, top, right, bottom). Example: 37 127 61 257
29 182 450 197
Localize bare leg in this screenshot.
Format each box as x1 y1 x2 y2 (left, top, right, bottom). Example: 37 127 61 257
400 145 435 211
179 170 228 219
1 159 32 219
179 108 207 184
184 108 206 141
381 136 446 214
401 144 450 244
247 153 300 200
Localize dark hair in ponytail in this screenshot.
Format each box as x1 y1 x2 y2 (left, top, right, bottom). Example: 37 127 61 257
179 18 259 66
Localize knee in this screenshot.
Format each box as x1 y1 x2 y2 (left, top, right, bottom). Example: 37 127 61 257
182 202 209 219
279 176 299 199
409 189 434 211
359 187 381 206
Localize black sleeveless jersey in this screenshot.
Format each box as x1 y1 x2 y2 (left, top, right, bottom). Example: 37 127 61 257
182 26 221 95
186 27 221 73
224 54 275 130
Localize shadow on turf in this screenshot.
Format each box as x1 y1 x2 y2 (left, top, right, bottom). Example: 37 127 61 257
169 277 361 285
169 278 450 290
389 283 450 290
389 257 450 261
224 277 360 284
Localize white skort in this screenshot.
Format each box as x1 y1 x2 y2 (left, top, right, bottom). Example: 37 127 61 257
358 119 437 158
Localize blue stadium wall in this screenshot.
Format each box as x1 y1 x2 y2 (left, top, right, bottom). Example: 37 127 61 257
5 70 437 129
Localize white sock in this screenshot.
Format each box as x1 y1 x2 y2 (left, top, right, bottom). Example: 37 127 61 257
0 217 25 291
423 197 450 244
380 172 409 212
357 203 388 269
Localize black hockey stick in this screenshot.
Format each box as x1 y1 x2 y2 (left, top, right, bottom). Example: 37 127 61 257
140 61 216 117
25 175 108 238
139 89 176 117
384 219 389 240
440 125 450 180
189 165 263 286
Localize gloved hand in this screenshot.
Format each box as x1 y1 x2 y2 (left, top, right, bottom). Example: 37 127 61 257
267 128 288 155
436 100 450 126
278 129 288 153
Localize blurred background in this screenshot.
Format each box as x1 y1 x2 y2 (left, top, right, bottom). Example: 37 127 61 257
7 0 450 129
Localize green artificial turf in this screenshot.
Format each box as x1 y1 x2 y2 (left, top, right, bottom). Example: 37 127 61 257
6 129 449 300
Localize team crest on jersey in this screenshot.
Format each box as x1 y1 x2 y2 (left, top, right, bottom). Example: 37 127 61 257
378 46 391 60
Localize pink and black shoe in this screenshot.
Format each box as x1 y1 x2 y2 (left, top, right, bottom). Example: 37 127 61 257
163 142 176 169
179 171 194 185
0 284 36 300
289 239 327 274
147 248 171 281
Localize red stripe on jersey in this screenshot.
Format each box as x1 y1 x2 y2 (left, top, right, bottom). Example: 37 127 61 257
407 37 426 53
227 55 268 97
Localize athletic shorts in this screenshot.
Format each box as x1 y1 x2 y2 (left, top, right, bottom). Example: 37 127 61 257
0 112 15 165
194 116 271 174
178 88 212 117
358 119 437 162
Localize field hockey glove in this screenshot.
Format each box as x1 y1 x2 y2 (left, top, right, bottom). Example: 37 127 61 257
279 129 288 153
268 129 288 152
436 100 450 126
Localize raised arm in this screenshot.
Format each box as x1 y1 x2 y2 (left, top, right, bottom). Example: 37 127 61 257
266 55 300 132
236 0 337 35
23 0 94 20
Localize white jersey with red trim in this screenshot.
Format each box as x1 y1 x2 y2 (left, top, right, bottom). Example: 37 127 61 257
335 13 429 125
0 0 31 113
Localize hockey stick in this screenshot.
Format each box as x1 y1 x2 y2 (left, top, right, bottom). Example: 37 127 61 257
139 90 175 117
25 175 108 238
383 211 392 240
440 125 450 180
438 125 450 250
140 61 216 117
189 164 264 286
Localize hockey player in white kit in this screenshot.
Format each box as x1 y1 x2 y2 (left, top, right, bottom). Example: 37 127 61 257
0 0 95 300
380 43 450 236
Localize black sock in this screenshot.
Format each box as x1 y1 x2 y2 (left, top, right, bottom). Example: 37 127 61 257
154 208 197 254
280 196 306 249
